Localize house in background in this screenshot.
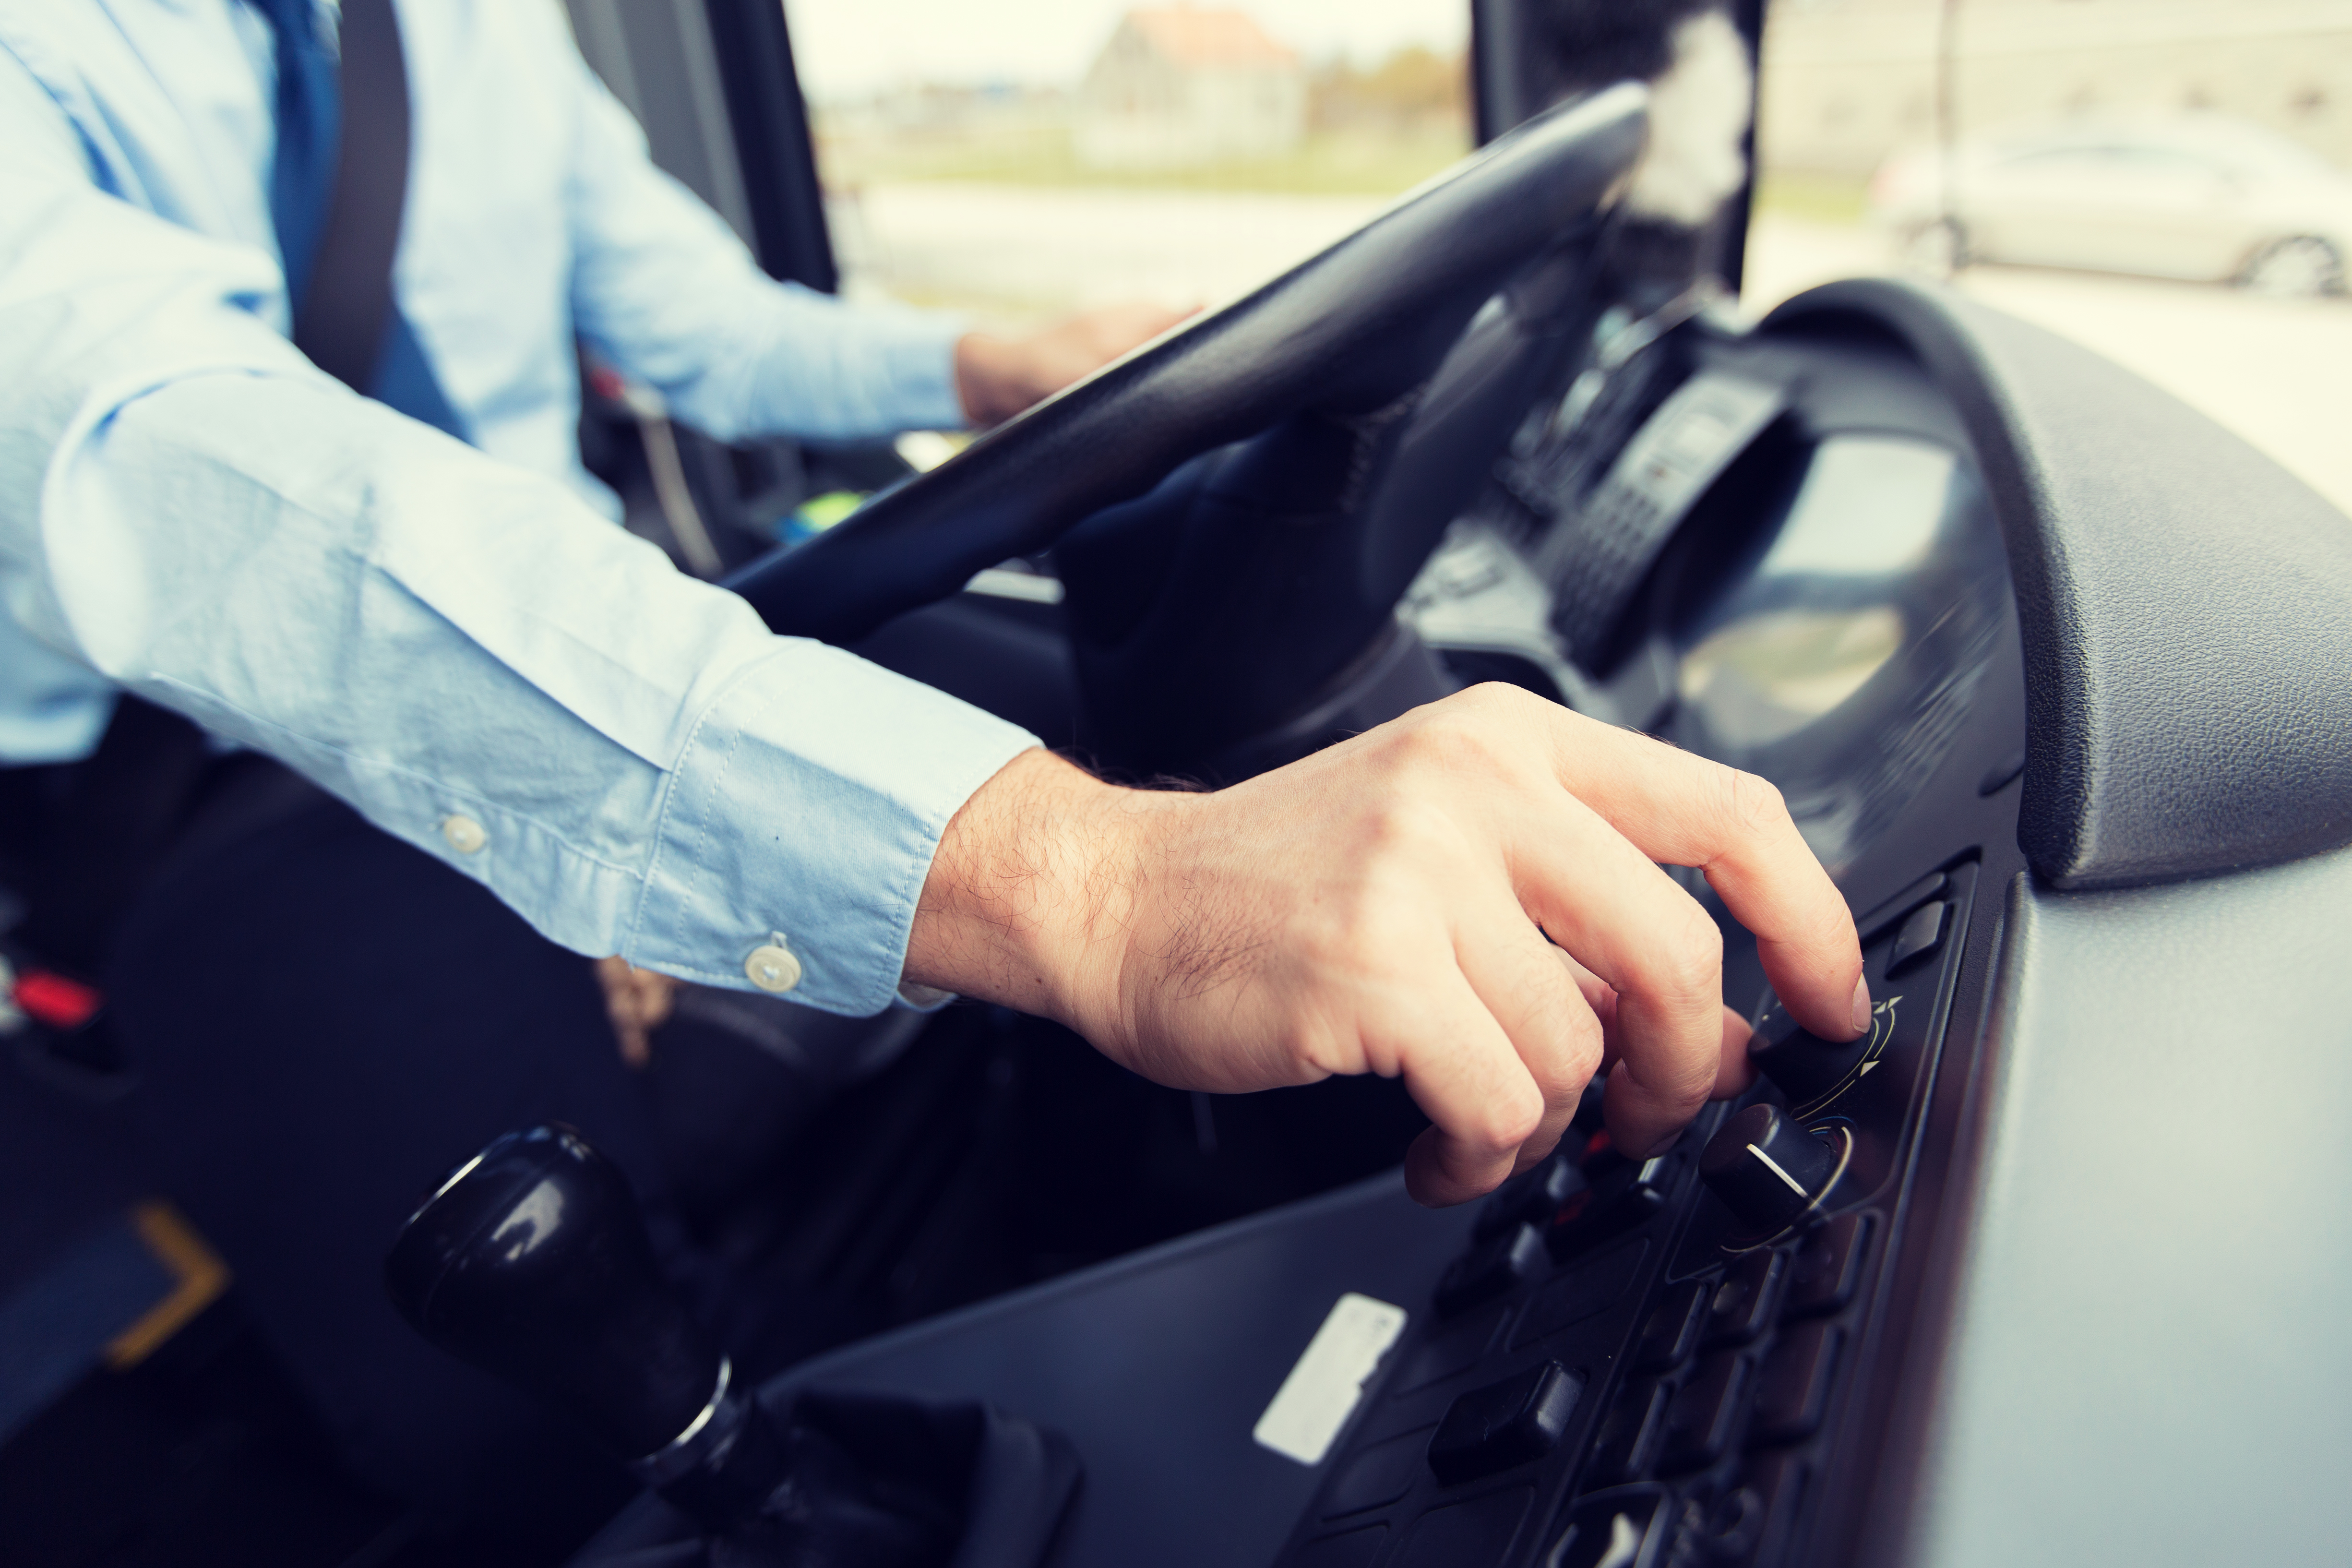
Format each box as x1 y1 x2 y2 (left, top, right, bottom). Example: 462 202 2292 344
1076 7 1308 169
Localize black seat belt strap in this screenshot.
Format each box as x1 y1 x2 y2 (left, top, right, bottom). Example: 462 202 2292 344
293 0 413 393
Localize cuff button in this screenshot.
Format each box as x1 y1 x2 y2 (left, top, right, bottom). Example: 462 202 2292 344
440 814 489 855
744 937 802 995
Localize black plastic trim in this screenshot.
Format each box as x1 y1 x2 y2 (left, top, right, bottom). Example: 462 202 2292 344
699 0 837 292
1470 0 1537 144
1762 278 2352 890
1716 0 1765 296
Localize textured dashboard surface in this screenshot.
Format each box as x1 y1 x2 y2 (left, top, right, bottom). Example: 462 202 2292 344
1907 849 2352 1567
1764 279 2352 890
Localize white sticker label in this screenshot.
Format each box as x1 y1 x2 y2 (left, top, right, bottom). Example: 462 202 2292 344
1251 1292 1409 1466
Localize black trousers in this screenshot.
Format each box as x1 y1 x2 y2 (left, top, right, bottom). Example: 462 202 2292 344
64 597 1079 1541
112 787 662 1537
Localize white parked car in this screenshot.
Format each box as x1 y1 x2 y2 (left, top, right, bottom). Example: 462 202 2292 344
1870 112 2352 296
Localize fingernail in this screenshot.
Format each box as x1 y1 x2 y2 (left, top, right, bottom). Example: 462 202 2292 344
1850 976 1873 1036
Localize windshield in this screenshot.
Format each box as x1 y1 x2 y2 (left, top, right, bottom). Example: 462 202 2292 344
783 0 1472 324
1744 0 2351 522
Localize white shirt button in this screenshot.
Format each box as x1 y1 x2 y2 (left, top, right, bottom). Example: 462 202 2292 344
744 936 802 995
440 814 489 855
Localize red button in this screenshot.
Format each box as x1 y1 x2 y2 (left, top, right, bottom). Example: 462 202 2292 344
15 970 101 1030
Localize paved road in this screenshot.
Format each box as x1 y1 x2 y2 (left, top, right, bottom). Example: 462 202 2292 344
833 181 1387 316
839 183 2351 518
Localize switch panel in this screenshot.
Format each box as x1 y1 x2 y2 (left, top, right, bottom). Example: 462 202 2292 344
1266 860 1977 1568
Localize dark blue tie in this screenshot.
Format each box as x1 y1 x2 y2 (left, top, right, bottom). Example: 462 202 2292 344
251 0 467 441
255 0 337 311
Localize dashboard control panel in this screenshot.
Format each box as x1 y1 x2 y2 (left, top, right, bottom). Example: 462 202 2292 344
1267 859 1979 1568
609 302 2060 1568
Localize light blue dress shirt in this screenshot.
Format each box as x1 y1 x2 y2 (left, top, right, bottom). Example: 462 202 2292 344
0 0 1039 1013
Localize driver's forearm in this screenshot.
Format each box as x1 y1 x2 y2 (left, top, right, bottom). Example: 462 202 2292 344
0 170 1037 1014
902 748 1148 1035
558 52 969 443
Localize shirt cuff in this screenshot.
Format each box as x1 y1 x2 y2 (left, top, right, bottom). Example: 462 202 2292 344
895 980 958 1013
626 638 1035 1015
874 308 969 433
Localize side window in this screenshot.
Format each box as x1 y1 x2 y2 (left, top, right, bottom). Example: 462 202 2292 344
781 2 1471 319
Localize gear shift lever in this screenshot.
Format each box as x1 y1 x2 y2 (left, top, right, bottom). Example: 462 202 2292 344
387 1124 1079 1567
384 1124 787 1528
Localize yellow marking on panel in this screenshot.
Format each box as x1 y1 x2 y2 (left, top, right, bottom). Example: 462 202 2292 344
103 1202 230 1369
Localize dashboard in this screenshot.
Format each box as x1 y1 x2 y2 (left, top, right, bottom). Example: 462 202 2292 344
575 281 2352 1568
1404 312 2025 905
1252 310 2032 1568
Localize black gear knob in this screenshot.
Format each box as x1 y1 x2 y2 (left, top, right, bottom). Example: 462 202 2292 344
385 1125 785 1524
1699 1102 1842 1235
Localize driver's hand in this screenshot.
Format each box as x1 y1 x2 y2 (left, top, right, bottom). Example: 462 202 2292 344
595 956 678 1069
954 302 1194 427
905 684 1869 1206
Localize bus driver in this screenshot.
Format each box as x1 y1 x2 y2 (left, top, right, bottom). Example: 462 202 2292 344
0 0 1868 1543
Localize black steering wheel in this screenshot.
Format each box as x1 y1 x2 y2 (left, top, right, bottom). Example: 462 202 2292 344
727 84 1650 653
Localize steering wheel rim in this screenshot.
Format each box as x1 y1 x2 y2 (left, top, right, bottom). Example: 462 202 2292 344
726 82 1651 646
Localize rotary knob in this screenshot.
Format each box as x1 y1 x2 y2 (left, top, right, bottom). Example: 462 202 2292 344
1699 1102 1840 1235
1747 997 1883 1115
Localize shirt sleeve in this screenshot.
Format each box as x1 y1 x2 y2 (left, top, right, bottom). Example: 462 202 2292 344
557 48 969 441
0 137 1036 1014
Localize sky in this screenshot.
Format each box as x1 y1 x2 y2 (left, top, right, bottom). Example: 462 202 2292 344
783 0 1471 99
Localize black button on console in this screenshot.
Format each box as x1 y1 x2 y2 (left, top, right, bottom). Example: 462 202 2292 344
1862 871 1946 940
1475 1153 1588 1241
1660 1351 1750 1473
1685 1451 1806 1567
1784 1212 1874 1318
1750 1320 1842 1446
1746 1016 1876 1116
1435 1222 1547 1318
1633 1278 1709 1372
1542 1489 1671 1568
1703 1249 1788 1348
1589 1376 1671 1485
1426 1361 1584 1486
1722 1451 1808 1567
1688 1481 1768 1565
1550 1152 1681 1260
1888 899 1947 973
